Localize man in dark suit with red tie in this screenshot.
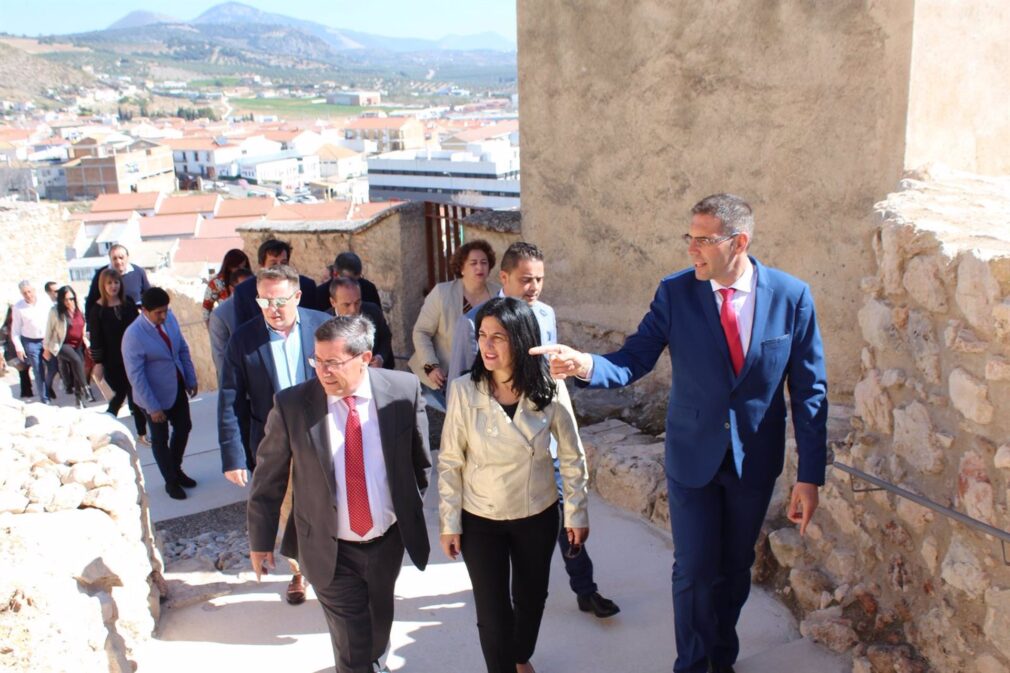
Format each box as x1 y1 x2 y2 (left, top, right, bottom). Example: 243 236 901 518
534 194 828 673
248 315 431 673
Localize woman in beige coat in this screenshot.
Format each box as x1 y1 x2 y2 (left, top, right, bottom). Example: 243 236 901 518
409 239 499 400
438 297 589 673
44 285 91 408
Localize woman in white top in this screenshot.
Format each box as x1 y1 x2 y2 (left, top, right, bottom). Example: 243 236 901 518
438 297 589 673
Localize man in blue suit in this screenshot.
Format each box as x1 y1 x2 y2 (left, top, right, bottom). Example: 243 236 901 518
123 287 199 501
230 238 320 326
534 194 828 673
218 264 330 605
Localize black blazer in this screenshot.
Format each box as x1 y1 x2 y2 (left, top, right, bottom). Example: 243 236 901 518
248 370 431 587
324 302 395 370
231 274 320 327
217 307 331 472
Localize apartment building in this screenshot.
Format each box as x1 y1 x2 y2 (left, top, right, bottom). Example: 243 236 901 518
64 140 176 199
344 117 425 154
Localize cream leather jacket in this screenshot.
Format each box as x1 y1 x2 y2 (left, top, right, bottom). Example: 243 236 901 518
438 377 589 535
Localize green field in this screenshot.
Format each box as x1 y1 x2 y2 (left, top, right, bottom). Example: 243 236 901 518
229 97 368 119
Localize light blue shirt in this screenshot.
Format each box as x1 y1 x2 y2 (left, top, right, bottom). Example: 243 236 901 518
266 315 306 391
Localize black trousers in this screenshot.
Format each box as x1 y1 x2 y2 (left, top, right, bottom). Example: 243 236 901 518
57 344 88 394
107 380 147 436
461 504 559 673
315 524 405 673
145 380 191 487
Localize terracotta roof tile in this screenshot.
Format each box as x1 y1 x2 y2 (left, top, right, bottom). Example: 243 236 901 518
156 194 222 215
91 192 163 213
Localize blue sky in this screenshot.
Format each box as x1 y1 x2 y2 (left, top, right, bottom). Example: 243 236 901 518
0 0 518 41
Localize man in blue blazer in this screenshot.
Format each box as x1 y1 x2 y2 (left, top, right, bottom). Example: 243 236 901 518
534 194 828 673
123 287 199 501
218 264 330 604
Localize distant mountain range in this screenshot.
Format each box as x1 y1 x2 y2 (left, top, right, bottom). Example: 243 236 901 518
101 1 516 53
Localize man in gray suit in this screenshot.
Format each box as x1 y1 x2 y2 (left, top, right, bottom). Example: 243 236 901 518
248 315 431 673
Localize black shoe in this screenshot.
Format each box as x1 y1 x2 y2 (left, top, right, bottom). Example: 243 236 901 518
46 387 56 399
708 663 736 673
177 471 197 488
165 483 187 500
577 592 620 618
85 388 97 403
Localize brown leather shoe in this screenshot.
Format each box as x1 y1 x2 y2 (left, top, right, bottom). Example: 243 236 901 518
286 574 306 605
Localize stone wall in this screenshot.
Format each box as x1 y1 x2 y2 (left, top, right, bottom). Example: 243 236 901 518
0 385 165 672
239 203 429 363
0 202 73 308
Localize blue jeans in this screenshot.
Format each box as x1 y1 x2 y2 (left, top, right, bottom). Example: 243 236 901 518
554 455 597 597
21 338 49 403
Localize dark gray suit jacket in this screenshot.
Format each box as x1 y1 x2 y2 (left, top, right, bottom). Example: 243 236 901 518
247 369 431 588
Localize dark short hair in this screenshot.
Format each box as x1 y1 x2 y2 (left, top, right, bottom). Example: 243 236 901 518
257 238 293 266
449 239 495 278
44 281 58 293
329 275 361 297
334 251 363 276
500 241 544 273
228 267 253 287
141 287 170 311
315 314 375 354
470 297 555 411
691 193 754 237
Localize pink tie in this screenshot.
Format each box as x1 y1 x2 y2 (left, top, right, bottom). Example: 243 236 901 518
718 288 745 375
342 396 373 536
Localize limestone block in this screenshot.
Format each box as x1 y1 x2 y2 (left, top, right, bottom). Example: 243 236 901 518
44 436 94 465
976 654 1008 673
851 657 873 673
895 495 934 534
45 483 87 512
992 301 1010 342
789 567 833 611
767 527 805 569
949 368 995 424
956 254 1001 337
880 369 906 388
903 255 949 312
995 445 1010 469
799 606 859 653
858 299 896 352
984 587 1010 660
985 357 1010 381
65 462 102 489
824 548 859 585
921 533 941 569
593 442 665 517
941 535 989 598
958 452 995 524
25 471 61 507
0 490 29 514
861 347 875 372
892 402 945 473
945 320 988 353
879 224 909 296
853 370 893 434
906 310 941 383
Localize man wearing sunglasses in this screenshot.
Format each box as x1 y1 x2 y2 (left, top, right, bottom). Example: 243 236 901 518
218 264 331 605
532 194 828 673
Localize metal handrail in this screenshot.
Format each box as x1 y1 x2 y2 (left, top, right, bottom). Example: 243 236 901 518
832 460 1010 565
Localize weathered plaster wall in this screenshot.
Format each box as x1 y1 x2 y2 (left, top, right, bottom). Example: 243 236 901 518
239 203 429 361
0 202 72 308
518 1 917 403
905 0 1010 175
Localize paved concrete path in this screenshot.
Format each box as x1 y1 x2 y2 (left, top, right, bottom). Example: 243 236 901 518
4 374 847 672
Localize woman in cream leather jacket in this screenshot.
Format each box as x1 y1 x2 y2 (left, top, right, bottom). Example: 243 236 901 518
438 297 588 673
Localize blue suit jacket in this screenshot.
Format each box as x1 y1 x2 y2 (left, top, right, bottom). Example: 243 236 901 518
586 258 828 489
217 307 331 472
122 310 197 414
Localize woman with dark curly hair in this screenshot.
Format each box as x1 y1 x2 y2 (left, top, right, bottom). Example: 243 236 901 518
202 248 251 321
438 297 589 673
409 239 500 400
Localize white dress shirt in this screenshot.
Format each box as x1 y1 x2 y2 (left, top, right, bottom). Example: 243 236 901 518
711 260 757 356
326 371 396 541
11 298 51 349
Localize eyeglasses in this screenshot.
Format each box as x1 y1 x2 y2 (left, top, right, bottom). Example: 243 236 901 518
309 354 361 371
255 291 298 309
681 232 740 247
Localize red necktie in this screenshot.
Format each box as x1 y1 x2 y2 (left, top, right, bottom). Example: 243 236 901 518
343 396 373 537
718 288 745 375
156 324 172 352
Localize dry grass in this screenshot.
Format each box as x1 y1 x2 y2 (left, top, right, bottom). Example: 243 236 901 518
0 38 91 55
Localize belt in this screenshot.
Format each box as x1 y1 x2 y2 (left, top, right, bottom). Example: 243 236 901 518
339 522 397 547
20 336 42 341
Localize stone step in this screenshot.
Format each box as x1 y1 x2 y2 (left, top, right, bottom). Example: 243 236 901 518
735 637 850 673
